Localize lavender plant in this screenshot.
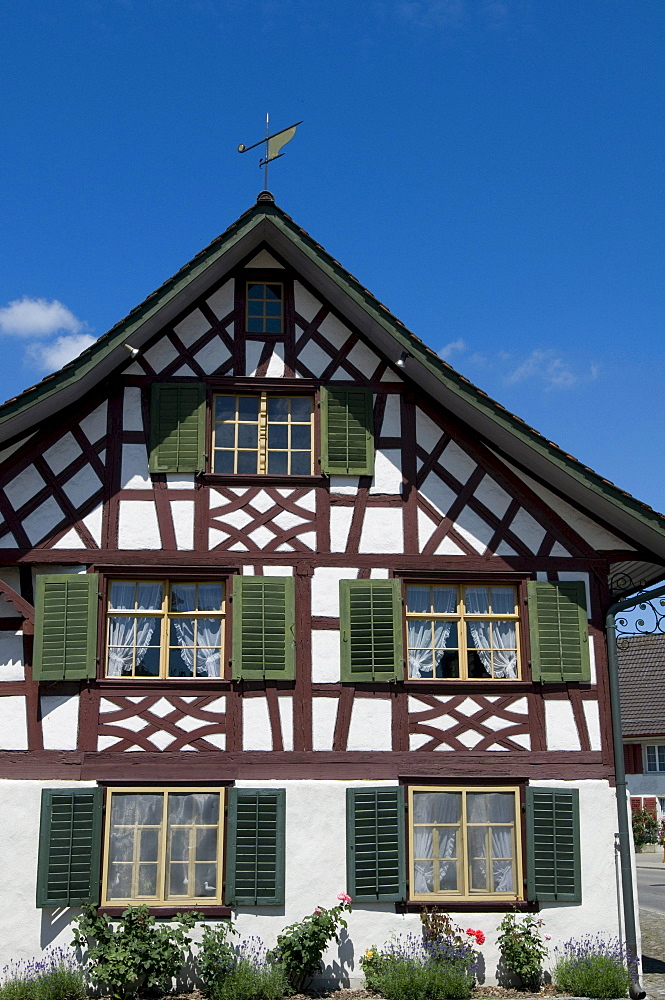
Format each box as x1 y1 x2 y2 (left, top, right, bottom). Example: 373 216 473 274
552 934 634 998
360 932 478 1000
0 948 85 1000
201 934 289 1000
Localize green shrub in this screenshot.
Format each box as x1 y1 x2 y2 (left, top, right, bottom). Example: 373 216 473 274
497 913 548 990
553 935 632 998
72 903 201 999
632 808 659 847
0 949 85 1000
269 894 351 992
198 922 237 995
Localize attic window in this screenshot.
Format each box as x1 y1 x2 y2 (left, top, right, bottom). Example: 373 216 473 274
246 282 283 334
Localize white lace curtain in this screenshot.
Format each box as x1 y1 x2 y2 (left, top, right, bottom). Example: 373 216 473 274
107 582 221 678
464 587 517 679
413 792 515 894
408 621 455 678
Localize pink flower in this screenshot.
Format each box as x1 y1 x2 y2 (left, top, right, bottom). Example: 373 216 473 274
314 908 322 914
337 892 352 904
545 935 551 941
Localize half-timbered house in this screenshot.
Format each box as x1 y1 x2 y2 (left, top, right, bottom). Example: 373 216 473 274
1 191 665 984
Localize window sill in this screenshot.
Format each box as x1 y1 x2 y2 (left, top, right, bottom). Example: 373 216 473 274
96 678 231 689
204 473 323 487
99 906 232 918
396 900 538 914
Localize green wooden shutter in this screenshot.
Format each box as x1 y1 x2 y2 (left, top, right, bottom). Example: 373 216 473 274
340 580 402 682
36 788 103 907
321 387 374 476
527 581 590 682
149 383 205 473
33 574 98 681
526 787 581 903
232 577 295 680
225 788 285 905
347 787 405 902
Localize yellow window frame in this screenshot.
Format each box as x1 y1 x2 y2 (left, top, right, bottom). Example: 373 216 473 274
408 786 523 902
211 392 314 475
405 582 521 681
101 786 225 906
105 580 225 680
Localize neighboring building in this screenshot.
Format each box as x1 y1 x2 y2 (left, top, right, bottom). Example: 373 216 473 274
1 192 665 984
619 632 665 819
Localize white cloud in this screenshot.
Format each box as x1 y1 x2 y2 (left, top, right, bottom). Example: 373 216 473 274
438 338 466 360
0 297 85 338
26 334 97 372
504 349 598 390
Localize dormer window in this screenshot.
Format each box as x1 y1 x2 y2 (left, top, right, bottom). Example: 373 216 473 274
246 282 283 334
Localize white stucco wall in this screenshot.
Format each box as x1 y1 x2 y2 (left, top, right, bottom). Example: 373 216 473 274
0 777 626 987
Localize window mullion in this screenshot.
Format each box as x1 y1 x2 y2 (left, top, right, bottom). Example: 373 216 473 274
461 790 468 897
258 393 268 473
158 792 169 904
161 587 170 679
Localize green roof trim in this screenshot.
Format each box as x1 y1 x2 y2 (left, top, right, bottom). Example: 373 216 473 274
1 196 664 546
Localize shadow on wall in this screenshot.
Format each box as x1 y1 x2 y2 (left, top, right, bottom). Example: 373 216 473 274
320 925 354 988
41 907 76 949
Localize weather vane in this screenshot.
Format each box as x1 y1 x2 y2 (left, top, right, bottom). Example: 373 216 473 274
238 114 303 190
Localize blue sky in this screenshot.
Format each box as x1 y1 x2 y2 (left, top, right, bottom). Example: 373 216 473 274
1 0 663 512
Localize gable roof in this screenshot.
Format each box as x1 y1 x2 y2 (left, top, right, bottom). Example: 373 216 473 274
2 192 665 584
618 633 665 737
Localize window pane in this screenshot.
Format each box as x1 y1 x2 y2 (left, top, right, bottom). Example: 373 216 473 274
136 646 160 677
111 793 163 827
290 397 312 421
432 586 457 614
465 587 489 614
435 652 460 678
493 859 514 892
198 583 223 611
138 865 158 896
138 583 163 610
214 450 235 474
268 424 288 449
646 746 656 771
290 451 311 475
109 581 136 610
215 423 235 448
215 396 235 421
267 451 288 474
237 451 258 474
247 283 264 299
195 864 217 896
409 649 435 678
265 284 281 300
171 584 196 612
491 587 515 614
407 585 430 614
409 621 432 648
413 791 461 824
238 396 260 420
169 646 194 678
108 864 132 899
238 424 258 448
139 828 159 862
267 396 288 420
196 827 218 860
265 300 281 316
291 424 311 450
266 318 281 333
413 860 434 893
659 746 665 771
